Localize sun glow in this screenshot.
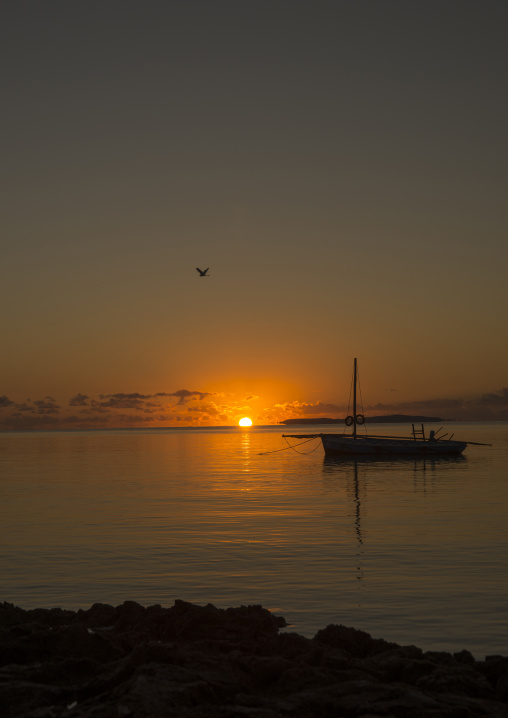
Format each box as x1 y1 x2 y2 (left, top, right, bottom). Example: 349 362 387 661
239 417 253 427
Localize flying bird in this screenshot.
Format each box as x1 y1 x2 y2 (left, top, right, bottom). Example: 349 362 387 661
196 267 210 276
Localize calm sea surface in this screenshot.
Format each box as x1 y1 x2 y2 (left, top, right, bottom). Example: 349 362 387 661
1 423 507 658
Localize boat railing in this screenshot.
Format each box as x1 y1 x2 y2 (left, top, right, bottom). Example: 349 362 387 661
412 423 426 441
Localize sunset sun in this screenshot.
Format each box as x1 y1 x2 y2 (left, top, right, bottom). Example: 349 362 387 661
239 417 253 427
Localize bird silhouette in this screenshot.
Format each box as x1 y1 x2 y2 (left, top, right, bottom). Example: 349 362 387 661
196 267 210 276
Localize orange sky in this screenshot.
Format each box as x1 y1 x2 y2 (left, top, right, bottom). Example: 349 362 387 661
2 2 508 430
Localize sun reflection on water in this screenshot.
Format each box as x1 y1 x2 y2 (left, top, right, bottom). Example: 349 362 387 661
241 431 251 475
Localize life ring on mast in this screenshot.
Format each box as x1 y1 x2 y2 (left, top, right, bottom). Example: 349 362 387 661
356 414 365 425
345 415 354 426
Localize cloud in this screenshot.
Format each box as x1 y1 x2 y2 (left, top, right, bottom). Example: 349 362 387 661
0 413 60 430
32 388 219 427
69 393 89 407
33 399 60 415
368 398 463 412
474 388 508 407
7 398 61 415
186 403 221 415
165 389 212 404
13 402 35 413
3 382 508 431
300 401 344 415
89 401 110 413
63 414 110 426
97 394 154 410
274 401 307 412
364 390 508 418
115 413 156 425
273 400 345 417
96 389 212 409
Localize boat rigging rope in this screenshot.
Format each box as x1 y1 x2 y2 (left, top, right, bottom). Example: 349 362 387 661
258 435 322 455
345 364 368 437
356 365 368 437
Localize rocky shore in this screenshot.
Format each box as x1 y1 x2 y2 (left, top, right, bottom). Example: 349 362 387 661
1 600 507 717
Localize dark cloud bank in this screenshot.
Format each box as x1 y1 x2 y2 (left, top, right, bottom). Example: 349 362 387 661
0 389 213 430
1 387 508 430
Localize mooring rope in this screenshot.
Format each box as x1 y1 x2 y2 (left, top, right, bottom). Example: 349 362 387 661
258 435 322 456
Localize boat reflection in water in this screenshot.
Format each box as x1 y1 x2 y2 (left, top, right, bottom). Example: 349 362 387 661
320 453 467 598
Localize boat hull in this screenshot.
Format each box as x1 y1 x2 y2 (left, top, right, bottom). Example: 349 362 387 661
320 434 467 456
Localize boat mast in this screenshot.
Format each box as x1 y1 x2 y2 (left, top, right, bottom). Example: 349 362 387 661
353 357 357 440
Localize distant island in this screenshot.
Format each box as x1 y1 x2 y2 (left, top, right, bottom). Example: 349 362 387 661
281 414 443 425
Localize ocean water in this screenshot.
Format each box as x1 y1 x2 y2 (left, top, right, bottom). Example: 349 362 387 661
1 422 507 658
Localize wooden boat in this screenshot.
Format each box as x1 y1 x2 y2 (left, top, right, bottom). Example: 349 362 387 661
318 431 467 456
283 359 484 457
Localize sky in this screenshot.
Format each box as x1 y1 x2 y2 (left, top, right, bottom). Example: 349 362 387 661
1 0 508 429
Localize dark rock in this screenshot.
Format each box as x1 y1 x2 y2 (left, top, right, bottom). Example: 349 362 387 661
76 602 116 628
314 623 397 658
479 656 508 701
454 649 477 665
0 600 506 718
363 649 437 685
415 666 494 699
0 603 74 629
